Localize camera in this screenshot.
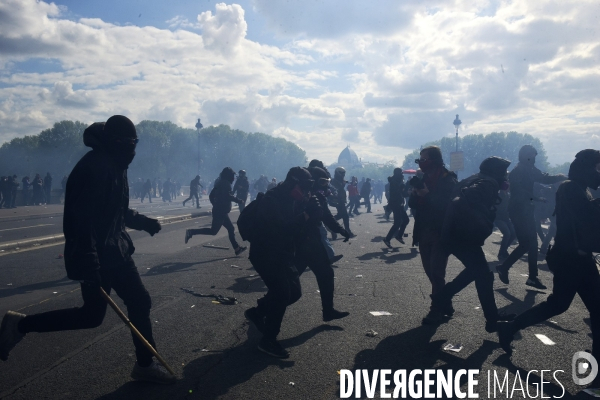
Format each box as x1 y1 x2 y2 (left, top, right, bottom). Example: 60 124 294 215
409 176 425 190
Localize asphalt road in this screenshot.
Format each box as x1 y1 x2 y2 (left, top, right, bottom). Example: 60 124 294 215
0 202 596 399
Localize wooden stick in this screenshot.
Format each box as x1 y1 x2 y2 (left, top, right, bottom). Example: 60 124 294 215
202 244 230 250
99 288 175 376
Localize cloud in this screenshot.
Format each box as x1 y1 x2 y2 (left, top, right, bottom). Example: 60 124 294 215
197 3 247 57
38 81 97 108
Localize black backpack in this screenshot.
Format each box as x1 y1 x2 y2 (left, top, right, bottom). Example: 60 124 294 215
236 193 264 242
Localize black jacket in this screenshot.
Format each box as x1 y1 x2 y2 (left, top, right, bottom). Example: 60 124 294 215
360 181 371 197
249 183 307 263
508 163 564 213
331 177 347 205
232 176 249 198
63 137 154 281
211 178 240 214
408 168 457 242
554 180 600 254
387 176 407 209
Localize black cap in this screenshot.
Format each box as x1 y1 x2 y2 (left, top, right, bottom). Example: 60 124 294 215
285 167 313 189
105 115 137 138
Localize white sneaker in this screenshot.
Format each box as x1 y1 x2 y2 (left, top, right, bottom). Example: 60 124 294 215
131 361 176 385
0 311 26 361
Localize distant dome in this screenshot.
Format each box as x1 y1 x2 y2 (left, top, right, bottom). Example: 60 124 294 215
338 145 360 167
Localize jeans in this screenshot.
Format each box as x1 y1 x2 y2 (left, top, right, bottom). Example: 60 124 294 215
253 259 302 340
319 223 335 259
501 207 539 278
187 211 239 248
19 259 155 366
438 244 498 322
385 206 409 242
495 219 516 255
512 251 600 362
419 230 450 295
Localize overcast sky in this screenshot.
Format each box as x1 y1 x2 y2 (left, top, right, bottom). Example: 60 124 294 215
1 0 599 166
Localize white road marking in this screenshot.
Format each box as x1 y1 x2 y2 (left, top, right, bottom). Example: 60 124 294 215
0 224 54 232
535 334 556 345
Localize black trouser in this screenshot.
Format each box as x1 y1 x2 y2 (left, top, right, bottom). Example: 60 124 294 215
187 211 239 248
348 196 361 214
296 240 335 311
362 195 371 212
511 251 600 362
183 192 199 207
501 206 539 278
495 218 516 255
385 205 409 242
0 191 10 208
436 244 498 322
18 259 155 366
140 190 152 203
252 257 302 340
334 203 351 232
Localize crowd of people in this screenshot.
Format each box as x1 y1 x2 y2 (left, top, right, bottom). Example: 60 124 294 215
0 173 63 208
1 115 599 392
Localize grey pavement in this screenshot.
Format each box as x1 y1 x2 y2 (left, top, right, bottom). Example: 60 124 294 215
0 204 596 399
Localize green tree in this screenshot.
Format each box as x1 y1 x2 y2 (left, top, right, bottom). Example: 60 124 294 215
401 132 549 177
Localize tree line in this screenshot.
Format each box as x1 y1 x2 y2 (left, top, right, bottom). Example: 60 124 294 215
0 120 307 183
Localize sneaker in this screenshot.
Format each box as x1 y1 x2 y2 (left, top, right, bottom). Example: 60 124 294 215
526 277 547 290
383 239 392 248
323 309 350 322
330 255 343 264
244 307 265 333
497 265 509 285
422 309 444 325
367 211 372 213
257 338 289 359
184 229 192 244
496 322 514 356
485 312 516 333
0 311 26 361
131 361 176 385
235 246 247 256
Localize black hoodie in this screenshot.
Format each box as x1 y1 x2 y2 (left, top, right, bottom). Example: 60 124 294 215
63 123 153 280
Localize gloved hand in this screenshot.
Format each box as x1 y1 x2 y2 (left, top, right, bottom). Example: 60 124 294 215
82 269 102 288
144 218 162 236
341 229 351 242
305 196 323 220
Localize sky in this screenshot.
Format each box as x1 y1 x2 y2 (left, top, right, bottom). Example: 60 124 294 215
1 0 600 166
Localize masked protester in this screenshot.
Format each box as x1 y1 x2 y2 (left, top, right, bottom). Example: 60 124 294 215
0 116 173 384
497 150 600 386
244 167 316 359
496 145 567 290
360 178 372 213
185 167 247 256
423 157 516 331
183 175 203 208
141 179 152 203
294 166 351 322
331 167 355 237
383 168 410 248
408 146 457 298
232 170 249 212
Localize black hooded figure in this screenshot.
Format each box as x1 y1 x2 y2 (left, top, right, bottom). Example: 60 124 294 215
232 170 249 212
183 175 203 208
496 145 567 290
423 157 516 332
0 116 175 384
383 168 409 248
184 167 247 256
498 150 600 389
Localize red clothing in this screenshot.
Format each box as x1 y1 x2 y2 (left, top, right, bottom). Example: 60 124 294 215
348 184 359 197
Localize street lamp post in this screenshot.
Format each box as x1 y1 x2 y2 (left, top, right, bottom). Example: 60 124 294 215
195 118 203 175
453 114 461 152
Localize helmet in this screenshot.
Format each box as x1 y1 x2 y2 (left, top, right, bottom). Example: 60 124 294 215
308 159 325 169
393 168 403 176
307 167 330 190
285 167 314 191
238 170 246 177
334 167 346 179
518 145 538 163
479 157 511 182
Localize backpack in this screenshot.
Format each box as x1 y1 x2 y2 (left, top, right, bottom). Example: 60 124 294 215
236 193 264 242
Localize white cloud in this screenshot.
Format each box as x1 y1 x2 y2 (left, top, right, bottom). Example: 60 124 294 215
0 0 599 167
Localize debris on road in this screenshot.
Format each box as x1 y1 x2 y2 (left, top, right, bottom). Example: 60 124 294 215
443 343 463 353
534 333 555 345
231 264 241 269
356 275 363 278
366 329 378 337
369 311 392 316
181 287 239 305
289 382 295 387
203 244 230 250
6 283 12 286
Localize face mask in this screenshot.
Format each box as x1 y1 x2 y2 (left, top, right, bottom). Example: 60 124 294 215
290 184 306 201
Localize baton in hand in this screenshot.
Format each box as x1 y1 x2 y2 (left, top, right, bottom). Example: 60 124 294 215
99 288 175 376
